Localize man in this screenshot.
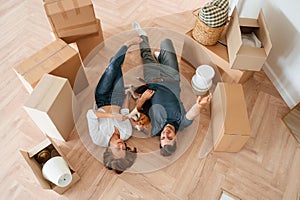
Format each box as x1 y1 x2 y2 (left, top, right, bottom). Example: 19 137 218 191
131 22 212 156
86 37 142 173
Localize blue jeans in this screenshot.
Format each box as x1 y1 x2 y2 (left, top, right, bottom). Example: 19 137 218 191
94 45 128 108
139 35 180 83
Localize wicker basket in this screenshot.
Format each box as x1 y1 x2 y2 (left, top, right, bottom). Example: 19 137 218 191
192 8 225 46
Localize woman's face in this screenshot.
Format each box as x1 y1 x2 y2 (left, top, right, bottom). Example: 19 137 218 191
109 139 126 158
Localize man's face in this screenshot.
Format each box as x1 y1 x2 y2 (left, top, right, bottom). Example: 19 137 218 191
160 124 176 147
109 139 126 159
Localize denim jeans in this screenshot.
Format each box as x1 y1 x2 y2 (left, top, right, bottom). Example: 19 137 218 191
94 45 128 108
139 35 180 83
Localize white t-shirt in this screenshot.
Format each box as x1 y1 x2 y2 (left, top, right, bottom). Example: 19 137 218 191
86 108 132 147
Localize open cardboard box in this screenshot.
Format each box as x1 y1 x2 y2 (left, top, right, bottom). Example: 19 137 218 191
226 7 272 71
20 138 80 194
184 30 254 84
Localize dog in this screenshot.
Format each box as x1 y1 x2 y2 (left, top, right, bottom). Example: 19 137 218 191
127 107 150 133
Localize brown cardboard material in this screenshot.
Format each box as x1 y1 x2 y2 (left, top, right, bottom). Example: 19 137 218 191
14 39 88 94
185 29 254 84
76 18 104 62
226 8 272 71
19 138 80 194
211 82 251 152
44 0 98 38
23 74 78 141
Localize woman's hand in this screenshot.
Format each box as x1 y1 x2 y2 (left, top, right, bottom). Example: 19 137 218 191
114 113 129 121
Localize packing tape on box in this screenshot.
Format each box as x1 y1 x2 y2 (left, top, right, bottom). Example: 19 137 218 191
19 45 68 74
57 0 81 19
74 0 80 15
57 1 68 19
57 20 97 32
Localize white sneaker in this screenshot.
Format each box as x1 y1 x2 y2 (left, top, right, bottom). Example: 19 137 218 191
132 22 147 36
154 51 160 60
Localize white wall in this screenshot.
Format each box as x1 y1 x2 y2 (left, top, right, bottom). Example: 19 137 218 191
237 0 300 108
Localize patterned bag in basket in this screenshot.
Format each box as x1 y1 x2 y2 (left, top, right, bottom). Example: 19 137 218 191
199 0 229 28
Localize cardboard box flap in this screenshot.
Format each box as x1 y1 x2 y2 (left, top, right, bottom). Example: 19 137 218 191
28 139 52 158
24 74 67 112
239 18 259 28
14 39 67 75
226 8 243 67
20 150 51 189
224 83 251 136
45 0 92 15
237 47 267 58
258 9 272 55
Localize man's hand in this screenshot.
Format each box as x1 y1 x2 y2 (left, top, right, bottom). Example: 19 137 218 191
196 93 212 109
140 89 155 101
136 89 155 110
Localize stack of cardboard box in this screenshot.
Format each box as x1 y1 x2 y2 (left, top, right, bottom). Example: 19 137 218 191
17 0 107 193
43 0 104 61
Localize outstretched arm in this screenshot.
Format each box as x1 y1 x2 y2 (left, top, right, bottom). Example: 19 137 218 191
186 93 212 120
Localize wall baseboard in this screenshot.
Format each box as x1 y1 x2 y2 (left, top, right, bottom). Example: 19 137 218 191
263 62 297 109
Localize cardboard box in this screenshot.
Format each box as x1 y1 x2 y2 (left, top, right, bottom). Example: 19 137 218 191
51 19 102 44
23 74 78 141
76 18 104 62
14 39 88 94
226 8 272 71
184 30 254 84
20 138 80 194
44 0 98 38
211 82 251 152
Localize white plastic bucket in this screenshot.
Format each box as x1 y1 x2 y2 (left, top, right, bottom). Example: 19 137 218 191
42 156 72 187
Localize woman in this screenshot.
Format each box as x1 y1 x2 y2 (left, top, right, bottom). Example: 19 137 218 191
86 37 142 174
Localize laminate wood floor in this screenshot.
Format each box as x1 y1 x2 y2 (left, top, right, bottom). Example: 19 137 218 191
0 0 299 199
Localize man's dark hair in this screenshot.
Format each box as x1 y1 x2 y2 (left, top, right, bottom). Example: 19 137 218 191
160 141 177 157
103 145 137 174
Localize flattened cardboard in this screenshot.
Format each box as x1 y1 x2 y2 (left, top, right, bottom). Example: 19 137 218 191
23 74 76 141
212 82 251 152
20 138 80 194
44 0 98 38
226 8 272 71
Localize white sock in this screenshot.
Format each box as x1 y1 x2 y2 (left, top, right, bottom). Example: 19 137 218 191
154 51 160 60
132 22 147 36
